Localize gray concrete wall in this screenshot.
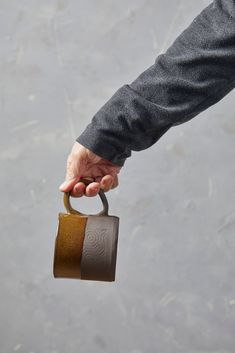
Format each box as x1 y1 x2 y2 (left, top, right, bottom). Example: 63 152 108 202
0 1 235 352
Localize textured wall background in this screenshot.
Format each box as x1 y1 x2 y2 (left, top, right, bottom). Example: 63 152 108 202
1 1 235 352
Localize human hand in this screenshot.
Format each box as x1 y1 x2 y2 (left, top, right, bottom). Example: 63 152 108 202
59 142 121 197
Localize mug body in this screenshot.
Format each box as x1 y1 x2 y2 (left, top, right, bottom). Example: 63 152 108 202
53 214 119 281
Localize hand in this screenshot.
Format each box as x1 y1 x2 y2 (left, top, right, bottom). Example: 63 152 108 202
59 142 121 197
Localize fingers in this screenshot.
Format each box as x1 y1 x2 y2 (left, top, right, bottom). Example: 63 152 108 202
85 175 117 196
59 177 79 192
70 175 119 198
70 182 86 197
85 182 100 197
100 175 113 192
70 181 100 197
100 175 119 191
111 175 119 189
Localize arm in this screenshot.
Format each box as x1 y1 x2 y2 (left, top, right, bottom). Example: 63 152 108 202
77 0 235 167
60 0 235 197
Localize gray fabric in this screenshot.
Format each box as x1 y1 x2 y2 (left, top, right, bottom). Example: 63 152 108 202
77 0 235 166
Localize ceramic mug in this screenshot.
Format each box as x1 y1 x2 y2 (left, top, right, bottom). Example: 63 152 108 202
53 184 119 282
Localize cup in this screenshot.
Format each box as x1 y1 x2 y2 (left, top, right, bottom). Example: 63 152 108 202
53 184 119 282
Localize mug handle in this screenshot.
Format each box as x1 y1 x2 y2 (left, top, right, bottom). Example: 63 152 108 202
63 179 109 216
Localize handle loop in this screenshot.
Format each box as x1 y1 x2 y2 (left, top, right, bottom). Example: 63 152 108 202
63 179 109 216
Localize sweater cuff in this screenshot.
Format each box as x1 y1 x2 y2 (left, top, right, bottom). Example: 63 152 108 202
76 127 127 167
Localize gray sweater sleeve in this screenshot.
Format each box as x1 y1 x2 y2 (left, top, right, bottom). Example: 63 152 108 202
77 0 235 166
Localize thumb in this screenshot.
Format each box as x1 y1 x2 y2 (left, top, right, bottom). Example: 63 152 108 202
59 155 80 192
59 177 79 192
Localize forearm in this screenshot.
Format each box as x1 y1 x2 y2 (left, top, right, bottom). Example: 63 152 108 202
77 0 235 166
